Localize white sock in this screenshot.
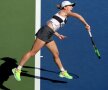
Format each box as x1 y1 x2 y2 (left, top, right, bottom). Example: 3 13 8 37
17 65 22 70
60 67 65 72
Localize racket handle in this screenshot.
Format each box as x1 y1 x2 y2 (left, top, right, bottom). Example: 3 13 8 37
88 30 92 37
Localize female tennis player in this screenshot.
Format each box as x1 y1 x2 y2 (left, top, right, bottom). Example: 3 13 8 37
12 0 90 81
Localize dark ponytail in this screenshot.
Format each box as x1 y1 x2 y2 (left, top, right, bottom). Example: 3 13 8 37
56 4 62 9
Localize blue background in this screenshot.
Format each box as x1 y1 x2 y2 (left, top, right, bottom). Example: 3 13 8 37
41 0 108 90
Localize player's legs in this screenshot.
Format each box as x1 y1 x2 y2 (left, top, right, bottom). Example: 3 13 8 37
45 40 64 70
45 40 73 79
12 38 46 81
19 38 46 66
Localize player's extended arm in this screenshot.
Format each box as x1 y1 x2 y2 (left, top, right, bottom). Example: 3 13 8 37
68 12 90 31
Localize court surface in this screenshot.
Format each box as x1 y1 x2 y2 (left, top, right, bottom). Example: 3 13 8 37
0 0 108 90
0 0 35 90
41 0 108 90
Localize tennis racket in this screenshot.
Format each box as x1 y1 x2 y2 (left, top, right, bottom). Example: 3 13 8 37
88 31 101 59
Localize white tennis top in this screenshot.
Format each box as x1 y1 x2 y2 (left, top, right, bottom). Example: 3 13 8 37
47 12 67 31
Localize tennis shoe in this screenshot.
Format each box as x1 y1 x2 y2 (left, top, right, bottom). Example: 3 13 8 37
12 68 21 81
59 71 73 79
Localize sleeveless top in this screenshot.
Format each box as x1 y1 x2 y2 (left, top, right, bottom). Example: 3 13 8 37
47 12 67 31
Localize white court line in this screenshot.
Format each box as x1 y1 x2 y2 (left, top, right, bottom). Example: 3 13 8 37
35 0 41 90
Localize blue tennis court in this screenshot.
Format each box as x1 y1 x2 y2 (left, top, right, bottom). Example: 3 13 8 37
41 0 108 90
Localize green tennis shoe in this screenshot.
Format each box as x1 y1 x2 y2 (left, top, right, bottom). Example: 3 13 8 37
59 71 73 79
12 68 21 81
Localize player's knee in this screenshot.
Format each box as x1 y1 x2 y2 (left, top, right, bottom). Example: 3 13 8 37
30 51 37 57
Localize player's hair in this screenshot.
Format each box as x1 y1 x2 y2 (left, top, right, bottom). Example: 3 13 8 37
56 4 62 9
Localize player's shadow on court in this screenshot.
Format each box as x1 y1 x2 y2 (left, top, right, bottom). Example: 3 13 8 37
0 57 36 90
36 67 79 80
24 66 68 83
24 66 79 83
0 57 79 90
0 57 18 90
0 57 68 90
